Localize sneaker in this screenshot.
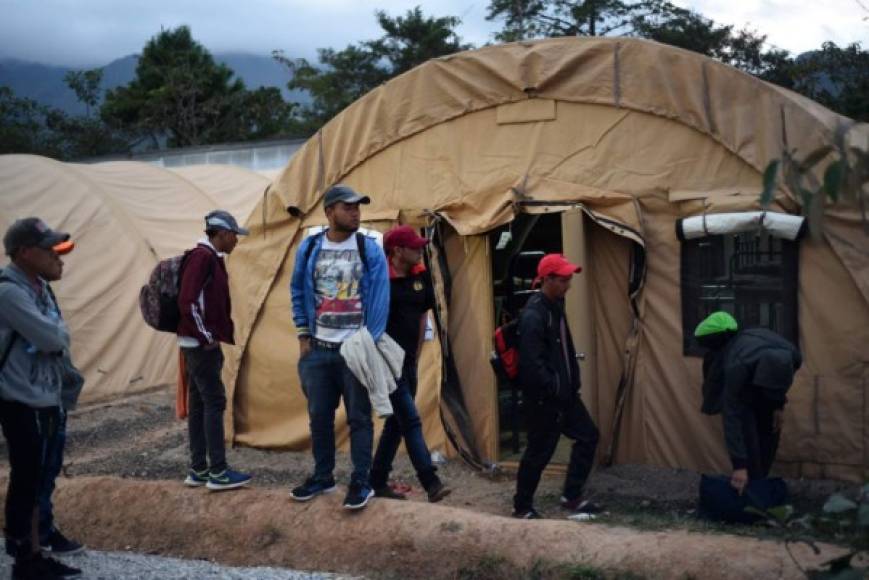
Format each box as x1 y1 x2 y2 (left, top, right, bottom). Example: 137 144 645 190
39 554 81 577
183 468 210 488
343 482 375 510
41 529 84 555
560 496 602 514
426 480 452 503
290 477 337 502
206 468 252 491
512 507 543 519
13 554 80 579
374 485 407 500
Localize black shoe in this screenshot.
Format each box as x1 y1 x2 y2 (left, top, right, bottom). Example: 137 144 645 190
290 477 337 502
426 480 452 503
41 529 84 555
39 554 82 577
512 507 543 519
374 485 407 500
343 482 374 510
13 553 80 579
560 496 602 514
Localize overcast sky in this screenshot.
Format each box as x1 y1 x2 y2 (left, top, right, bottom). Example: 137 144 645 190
1 0 867 67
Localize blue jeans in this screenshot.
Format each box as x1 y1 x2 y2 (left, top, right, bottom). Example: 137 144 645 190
298 346 373 486
37 408 65 545
370 360 438 491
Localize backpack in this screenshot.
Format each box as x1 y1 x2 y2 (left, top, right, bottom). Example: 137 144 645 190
490 318 520 382
139 249 212 333
303 231 368 267
698 474 789 524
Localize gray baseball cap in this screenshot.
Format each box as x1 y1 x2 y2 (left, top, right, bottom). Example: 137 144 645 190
4 217 70 256
205 210 249 236
324 185 371 208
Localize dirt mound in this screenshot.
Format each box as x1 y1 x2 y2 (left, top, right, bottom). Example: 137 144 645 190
2 476 848 579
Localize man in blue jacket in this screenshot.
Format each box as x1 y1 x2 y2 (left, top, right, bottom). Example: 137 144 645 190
1 218 82 579
290 185 389 510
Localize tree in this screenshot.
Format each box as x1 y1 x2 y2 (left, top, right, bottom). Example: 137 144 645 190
275 45 390 133
0 87 63 157
487 0 789 78
64 68 104 118
368 7 472 76
632 8 789 78
274 6 471 134
101 26 246 148
486 0 682 40
229 87 300 141
784 42 869 122
48 67 131 159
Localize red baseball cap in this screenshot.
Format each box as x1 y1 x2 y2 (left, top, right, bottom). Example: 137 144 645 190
384 225 429 253
534 253 582 286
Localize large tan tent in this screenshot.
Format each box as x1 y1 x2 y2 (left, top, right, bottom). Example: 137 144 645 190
0 156 269 403
224 37 868 481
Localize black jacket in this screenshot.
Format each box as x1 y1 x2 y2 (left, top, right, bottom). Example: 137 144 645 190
701 328 802 468
517 292 581 404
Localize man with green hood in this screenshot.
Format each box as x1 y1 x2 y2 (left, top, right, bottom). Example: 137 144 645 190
694 311 802 495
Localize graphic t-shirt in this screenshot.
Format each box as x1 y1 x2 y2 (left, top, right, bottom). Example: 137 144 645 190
313 235 364 343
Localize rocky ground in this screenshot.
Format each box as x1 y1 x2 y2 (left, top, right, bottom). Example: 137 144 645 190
0 386 864 579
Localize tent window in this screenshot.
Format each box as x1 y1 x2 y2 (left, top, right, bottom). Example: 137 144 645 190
681 231 799 356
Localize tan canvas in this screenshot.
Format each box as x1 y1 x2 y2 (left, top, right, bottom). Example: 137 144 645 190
226 37 867 480
0 156 266 403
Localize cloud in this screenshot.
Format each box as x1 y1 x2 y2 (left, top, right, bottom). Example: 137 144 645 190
0 0 865 67
679 0 869 53
0 0 497 67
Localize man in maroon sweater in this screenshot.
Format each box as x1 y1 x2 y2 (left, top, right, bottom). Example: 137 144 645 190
177 210 252 491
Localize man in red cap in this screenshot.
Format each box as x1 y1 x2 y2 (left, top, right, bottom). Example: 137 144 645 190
512 253 599 519
369 225 451 502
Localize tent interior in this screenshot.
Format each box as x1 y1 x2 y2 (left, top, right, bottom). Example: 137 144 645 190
0 155 269 403
224 37 869 482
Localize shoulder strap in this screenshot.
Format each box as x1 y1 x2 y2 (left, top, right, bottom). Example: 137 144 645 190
180 246 215 289
355 232 368 270
303 231 368 270
303 231 326 265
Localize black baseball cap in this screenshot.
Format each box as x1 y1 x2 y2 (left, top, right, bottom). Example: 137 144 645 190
324 185 371 208
4 218 70 257
205 210 249 235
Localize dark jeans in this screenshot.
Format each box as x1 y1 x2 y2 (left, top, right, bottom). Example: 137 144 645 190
0 401 59 557
183 346 227 474
298 345 373 486
370 360 438 491
37 408 66 544
514 396 599 511
741 398 781 479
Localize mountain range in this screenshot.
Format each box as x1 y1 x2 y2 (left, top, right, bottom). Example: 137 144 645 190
0 52 309 116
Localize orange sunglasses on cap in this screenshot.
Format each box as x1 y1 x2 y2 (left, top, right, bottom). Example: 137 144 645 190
53 240 75 255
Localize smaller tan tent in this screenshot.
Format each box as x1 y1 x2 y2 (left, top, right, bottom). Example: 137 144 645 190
0 156 269 403
224 37 869 482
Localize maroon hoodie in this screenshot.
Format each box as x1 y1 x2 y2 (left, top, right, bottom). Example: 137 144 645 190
177 241 234 345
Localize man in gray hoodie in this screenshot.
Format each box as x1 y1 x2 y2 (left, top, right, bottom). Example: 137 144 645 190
1 218 82 579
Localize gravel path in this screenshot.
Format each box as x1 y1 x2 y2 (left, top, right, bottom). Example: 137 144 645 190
0 551 358 579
